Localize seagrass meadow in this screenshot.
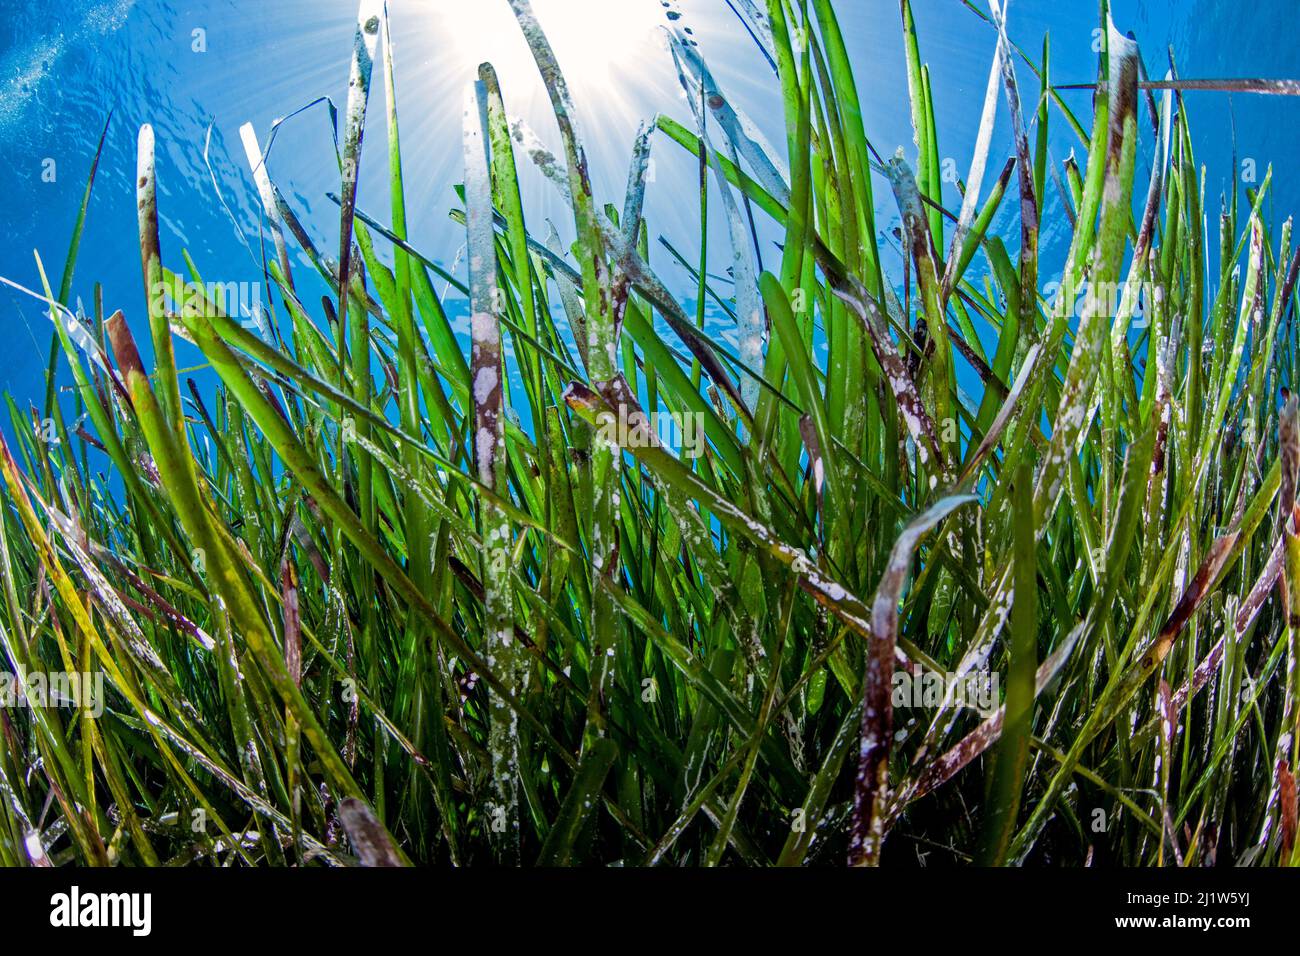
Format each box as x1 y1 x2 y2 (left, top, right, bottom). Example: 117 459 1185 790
1 0 1299 868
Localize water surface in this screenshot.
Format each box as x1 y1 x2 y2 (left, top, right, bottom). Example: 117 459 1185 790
0 0 1296 408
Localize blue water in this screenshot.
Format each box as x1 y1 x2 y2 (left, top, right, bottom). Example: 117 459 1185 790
1 0 1298 414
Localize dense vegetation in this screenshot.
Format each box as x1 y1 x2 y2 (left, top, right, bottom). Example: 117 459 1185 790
0 0 1297 866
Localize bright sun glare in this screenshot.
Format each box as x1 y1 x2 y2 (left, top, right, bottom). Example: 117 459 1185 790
442 0 669 93
412 0 684 224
